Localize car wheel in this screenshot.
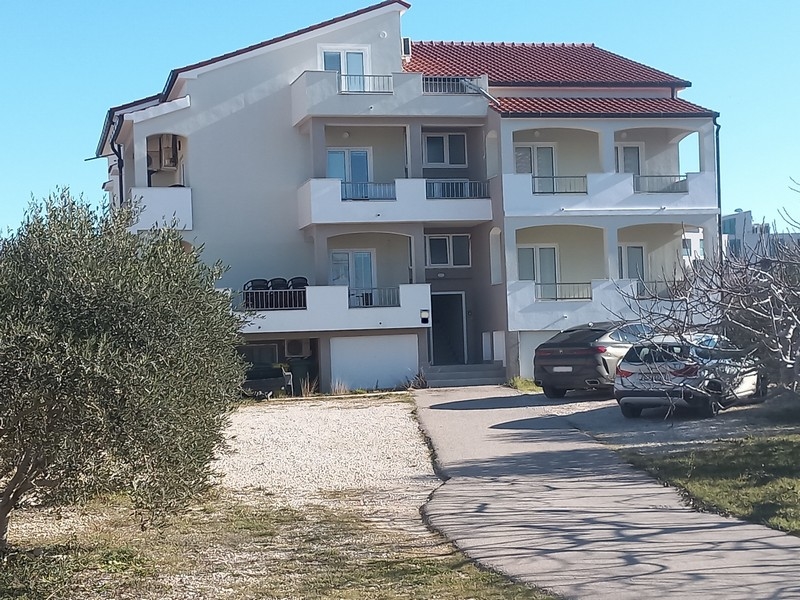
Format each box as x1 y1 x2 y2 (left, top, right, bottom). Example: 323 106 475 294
542 386 567 399
698 397 722 418
620 403 642 418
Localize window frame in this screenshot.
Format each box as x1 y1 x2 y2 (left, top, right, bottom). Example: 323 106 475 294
617 243 647 280
513 143 558 176
614 142 645 175
423 133 468 168
516 243 560 283
425 234 471 268
318 44 371 73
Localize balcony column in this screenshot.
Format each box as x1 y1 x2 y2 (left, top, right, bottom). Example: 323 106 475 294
598 127 617 173
700 216 720 261
313 229 330 285
310 119 328 179
406 123 423 178
698 122 716 173
604 226 619 279
132 131 148 188
410 228 426 283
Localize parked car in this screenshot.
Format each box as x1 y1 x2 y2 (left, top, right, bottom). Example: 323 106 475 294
534 322 652 399
614 334 764 418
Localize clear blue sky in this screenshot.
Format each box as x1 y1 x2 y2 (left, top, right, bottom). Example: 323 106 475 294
1 0 797 231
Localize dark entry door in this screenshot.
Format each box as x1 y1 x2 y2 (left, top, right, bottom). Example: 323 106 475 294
431 293 466 365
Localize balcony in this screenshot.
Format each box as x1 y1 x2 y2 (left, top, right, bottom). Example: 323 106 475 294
128 186 192 231
503 171 717 217
508 279 687 331
238 284 431 334
290 71 489 125
297 178 492 228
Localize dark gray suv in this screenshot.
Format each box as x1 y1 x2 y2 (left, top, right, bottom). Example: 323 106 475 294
533 322 652 399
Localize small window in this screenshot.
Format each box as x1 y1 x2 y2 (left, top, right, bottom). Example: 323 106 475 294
722 219 736 235
699 238 705 257
425 234 471 267
682 239 692 257
424 133 467 167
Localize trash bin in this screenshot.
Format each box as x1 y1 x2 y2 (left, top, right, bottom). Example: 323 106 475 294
288 358 317 395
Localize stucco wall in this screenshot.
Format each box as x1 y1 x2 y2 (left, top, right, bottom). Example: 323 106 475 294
325 125 406 182
515 225 606 282
618 223 684 278
328 232 410 286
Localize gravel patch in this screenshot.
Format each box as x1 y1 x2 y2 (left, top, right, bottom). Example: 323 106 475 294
216 398 440 516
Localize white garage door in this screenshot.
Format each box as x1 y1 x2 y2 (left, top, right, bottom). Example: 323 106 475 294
330 334 419 391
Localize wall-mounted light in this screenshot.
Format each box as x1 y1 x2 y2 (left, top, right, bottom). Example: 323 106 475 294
420 309 430 324
620 131 628 139
342 131 350 139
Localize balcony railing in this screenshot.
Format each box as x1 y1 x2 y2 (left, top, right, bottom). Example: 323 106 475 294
243 289 307 311
348 287 401 308
426 179 489 199
338 74 393 93
341 181 397 200
532 176 588 194
534 282 593 301
422 76 482 94
633 175 689 193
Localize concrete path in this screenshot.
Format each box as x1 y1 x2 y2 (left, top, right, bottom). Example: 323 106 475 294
415 386 800 600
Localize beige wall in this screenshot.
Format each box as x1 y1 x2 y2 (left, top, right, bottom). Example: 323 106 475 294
615 128 680 175
619 224 684 278
513 128 601 175
325 125 406 182
516 225 606 282
328 232 410 287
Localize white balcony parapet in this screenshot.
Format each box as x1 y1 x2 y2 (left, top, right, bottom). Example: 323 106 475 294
291 71 489 125
503 171 717 217
239 284 431 334
128 186 192 231
297 178 492 228
507 278 652 331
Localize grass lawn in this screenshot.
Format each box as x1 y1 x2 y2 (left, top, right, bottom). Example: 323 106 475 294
2 492 557 600
625 395 800 535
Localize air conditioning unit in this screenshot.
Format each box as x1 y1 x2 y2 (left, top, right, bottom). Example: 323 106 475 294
285 338 311 358
401 36 412 57
160 134 178 170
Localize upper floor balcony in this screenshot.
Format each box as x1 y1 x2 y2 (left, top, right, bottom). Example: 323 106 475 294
236 283 431 335
502 171 717 217
128 186 193 232
291 71 489 125
297 177 493 228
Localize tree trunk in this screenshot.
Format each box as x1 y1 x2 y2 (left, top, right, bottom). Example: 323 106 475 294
0 498 10 550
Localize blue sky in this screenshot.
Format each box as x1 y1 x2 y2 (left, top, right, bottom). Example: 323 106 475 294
1 0 797 230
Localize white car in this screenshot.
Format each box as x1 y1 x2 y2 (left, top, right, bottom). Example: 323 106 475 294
614 334 764 418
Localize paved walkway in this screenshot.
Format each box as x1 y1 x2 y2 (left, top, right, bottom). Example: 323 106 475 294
415 386 800 600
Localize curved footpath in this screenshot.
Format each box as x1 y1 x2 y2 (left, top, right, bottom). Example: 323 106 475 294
414 385 800 600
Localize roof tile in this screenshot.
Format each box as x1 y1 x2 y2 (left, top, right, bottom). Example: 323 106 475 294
495 96 718 118
404 42 690 88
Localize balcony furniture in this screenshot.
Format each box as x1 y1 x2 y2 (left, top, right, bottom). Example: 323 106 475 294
288 276 308 289
267 278 289 308
243 278 270 309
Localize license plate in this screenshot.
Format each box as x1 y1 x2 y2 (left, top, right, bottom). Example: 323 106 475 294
639 373 665 383
552 366 573 373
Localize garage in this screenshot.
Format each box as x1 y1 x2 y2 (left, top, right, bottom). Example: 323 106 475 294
330 334 419 391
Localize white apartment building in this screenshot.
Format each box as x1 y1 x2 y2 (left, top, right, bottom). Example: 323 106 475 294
96 0 720 389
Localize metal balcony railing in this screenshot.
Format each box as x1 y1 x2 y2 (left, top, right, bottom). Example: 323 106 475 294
426 179 489 199
534 282 592 301
243 289 307 311
341 182 397 200
338 74 393 93
422 76 482 94
532 176 588 194
633 175 689 193
348 287 401 308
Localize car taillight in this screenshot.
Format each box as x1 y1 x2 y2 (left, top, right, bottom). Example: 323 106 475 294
616 366 633 378
535 348 554 357
594 346 607 354
670 364 699 377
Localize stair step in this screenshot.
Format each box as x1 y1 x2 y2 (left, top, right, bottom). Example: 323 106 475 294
427 377 507 388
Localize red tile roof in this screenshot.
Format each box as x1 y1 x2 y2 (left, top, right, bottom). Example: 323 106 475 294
494 96 718 118
404 42 691 88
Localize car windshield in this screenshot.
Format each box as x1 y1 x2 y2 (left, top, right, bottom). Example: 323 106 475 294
546 328 608 345
625 344 689 364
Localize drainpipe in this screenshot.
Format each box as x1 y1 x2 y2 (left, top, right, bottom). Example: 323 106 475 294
714 116 722 262
110 115 124 209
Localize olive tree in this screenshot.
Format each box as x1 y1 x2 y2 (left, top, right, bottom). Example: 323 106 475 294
0 189 246 549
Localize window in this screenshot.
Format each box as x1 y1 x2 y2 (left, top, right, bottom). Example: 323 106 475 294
722 218 736 235
424 133 467 167
699 238 705 258
618 245 645 279
682 239 692 257
615 144 642 175
425 234 471 267
320 46 368 92
327 148 371 199
515 145 556 193
517 246 558 299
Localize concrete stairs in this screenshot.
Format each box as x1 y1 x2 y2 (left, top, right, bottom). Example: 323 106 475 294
423 363 507 388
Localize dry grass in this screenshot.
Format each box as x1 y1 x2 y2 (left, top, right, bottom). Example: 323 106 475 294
3 489 555 600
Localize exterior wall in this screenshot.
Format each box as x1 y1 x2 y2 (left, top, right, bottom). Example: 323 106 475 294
518 330 560 379
515 225 606 282
618 223 683 278
328 232 410 286
324 125 406 182
513 128 601 175
616 127 680 175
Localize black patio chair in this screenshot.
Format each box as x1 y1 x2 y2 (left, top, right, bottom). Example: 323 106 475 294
288 276 308 289
288 276 309 309
243 278 269 309
267 277 289 308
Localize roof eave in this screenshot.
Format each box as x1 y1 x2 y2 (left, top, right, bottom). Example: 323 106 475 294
490 80 692 89
495 109 719 119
